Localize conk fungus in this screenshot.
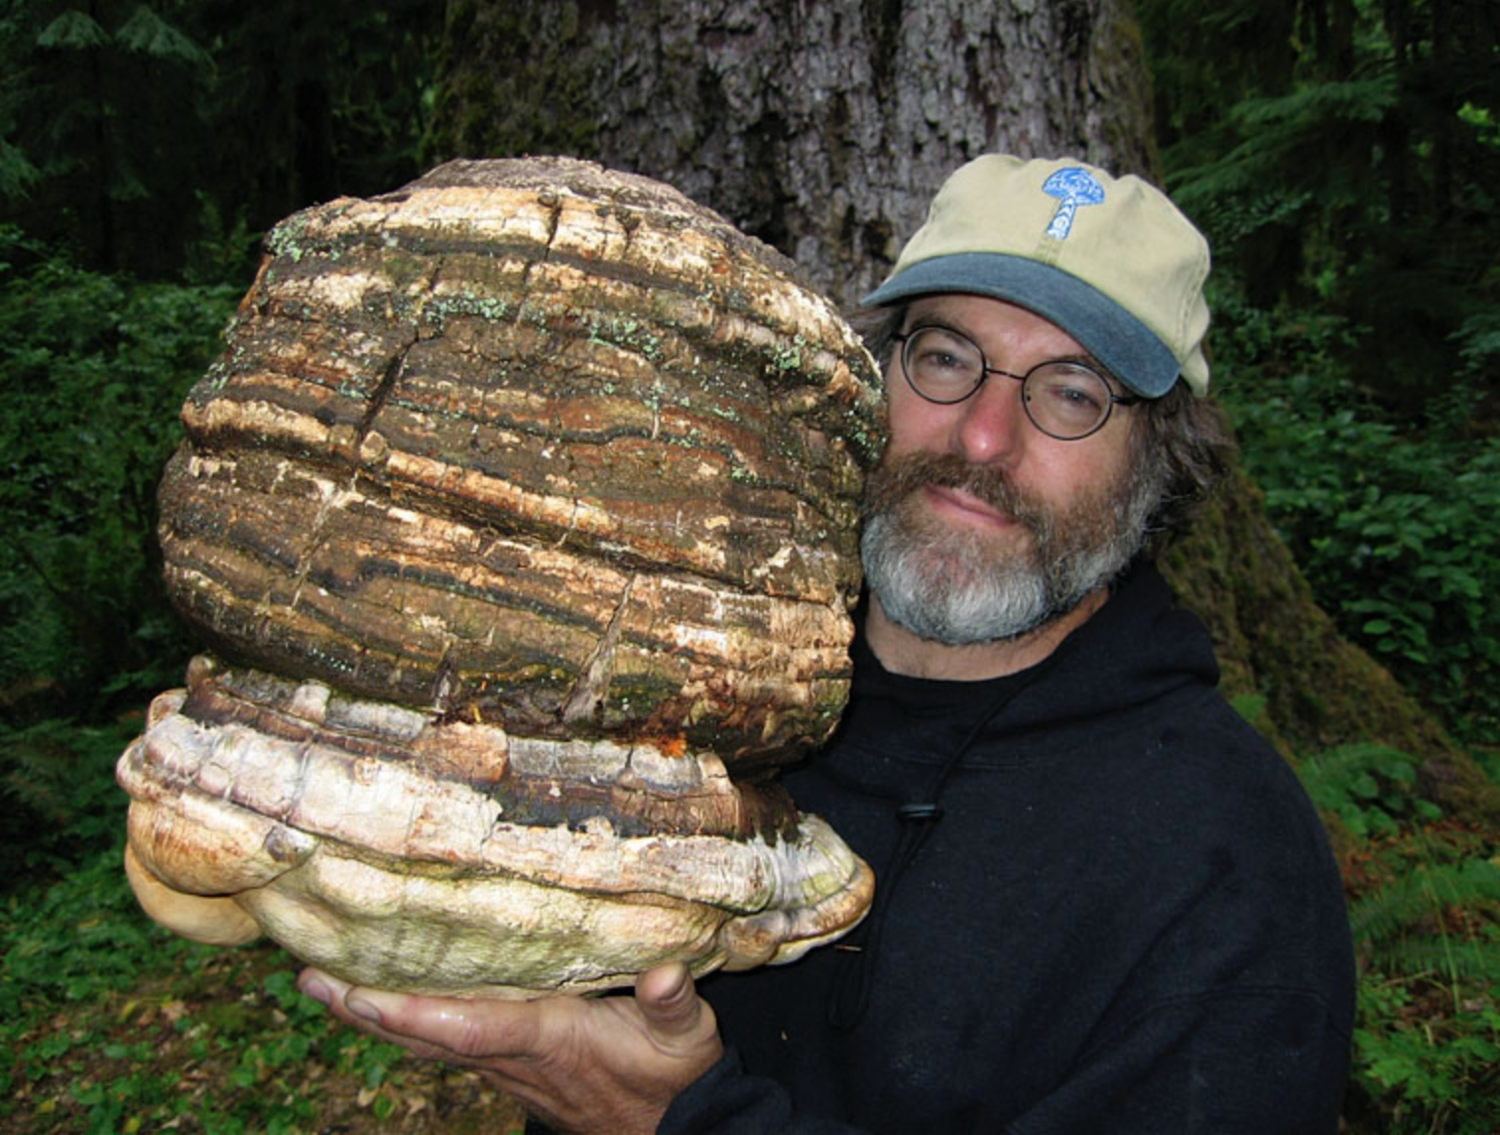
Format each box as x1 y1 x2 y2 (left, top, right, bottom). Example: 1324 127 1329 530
116 156 884 998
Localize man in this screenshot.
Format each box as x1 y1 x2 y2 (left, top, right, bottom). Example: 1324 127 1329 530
299 155 1357 1132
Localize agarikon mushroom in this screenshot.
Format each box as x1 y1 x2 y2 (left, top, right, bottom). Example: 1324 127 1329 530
117 156 883 998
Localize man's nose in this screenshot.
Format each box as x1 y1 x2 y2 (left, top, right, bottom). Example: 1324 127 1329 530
952 376 1029 466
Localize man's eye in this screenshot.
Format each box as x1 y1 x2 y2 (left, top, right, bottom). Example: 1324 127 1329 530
1054 385 1102 409
919 349 967 371
1030 366 1110 421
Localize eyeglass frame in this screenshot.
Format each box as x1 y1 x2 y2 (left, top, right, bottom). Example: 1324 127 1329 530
891 325 1143 441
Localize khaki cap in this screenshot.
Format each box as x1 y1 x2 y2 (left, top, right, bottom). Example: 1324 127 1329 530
863 155 1212 397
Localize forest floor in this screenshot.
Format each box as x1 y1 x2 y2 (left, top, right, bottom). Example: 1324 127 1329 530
4 936 530 1134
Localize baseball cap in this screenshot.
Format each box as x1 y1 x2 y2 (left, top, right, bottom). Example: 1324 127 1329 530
862 155 1211 397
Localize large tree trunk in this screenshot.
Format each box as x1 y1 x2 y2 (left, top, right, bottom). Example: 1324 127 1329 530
427 0 1497 819
432 0 1156 306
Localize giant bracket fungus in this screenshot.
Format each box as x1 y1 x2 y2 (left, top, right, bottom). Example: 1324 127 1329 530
116 156 884 998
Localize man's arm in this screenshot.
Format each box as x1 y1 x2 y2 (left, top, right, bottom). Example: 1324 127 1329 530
297 963 724 1135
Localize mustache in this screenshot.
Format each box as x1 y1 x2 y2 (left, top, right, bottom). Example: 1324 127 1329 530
861 452 1051 532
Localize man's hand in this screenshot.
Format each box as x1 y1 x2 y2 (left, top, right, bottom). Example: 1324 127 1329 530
298 962 724 1135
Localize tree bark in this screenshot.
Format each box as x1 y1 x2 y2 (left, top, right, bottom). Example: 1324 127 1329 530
426 0 1497 819
431 0 1155 307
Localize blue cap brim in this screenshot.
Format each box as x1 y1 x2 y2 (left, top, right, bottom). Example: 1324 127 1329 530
861 252 1181 398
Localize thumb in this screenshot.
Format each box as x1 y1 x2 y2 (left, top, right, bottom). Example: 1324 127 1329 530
634 962 714 1046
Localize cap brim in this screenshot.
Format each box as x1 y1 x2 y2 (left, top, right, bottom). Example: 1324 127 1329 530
861 252 1181 398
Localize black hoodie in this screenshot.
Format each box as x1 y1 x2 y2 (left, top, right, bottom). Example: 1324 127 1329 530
659 561 1356 1134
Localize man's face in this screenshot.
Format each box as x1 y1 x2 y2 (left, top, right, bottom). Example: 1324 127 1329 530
861 293 1164 645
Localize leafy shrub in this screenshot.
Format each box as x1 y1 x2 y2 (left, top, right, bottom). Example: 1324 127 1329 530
0 227 238 718
0 717 140 876
1346 855 1500 1133
0 226 238 877
1298 742 1444 839
1211 284 1500 744
1297 741 1500 1132
1354 974 1500 1133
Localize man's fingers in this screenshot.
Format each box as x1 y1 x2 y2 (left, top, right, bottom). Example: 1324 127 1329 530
298 965 723 1131
297 967 543 1063
634 963 717 1049
297 968 342 1011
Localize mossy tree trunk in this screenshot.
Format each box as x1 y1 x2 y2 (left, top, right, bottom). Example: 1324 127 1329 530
425 0 1497 820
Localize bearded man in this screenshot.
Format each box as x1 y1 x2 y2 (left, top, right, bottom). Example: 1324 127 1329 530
300 155 1358 1134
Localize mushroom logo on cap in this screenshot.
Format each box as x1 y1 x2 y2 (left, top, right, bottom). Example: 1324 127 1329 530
1043 167 1105 240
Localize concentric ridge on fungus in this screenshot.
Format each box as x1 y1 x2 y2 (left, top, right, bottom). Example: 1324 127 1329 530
116 156 884 997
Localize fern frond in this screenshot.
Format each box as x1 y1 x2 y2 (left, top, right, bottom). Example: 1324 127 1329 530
1365 937 1500 985
1295 742 1418 811
1350 860 1500 944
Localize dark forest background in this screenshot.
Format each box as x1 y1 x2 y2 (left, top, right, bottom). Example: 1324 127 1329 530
3 0 1500 1130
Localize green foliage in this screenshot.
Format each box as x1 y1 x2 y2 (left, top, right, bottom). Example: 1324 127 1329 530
0 716 140 872
1140 0 1500 757
0 14 482 1123
1299 742 1444 838
0 0 437 279
0 227 236 868
0 226 237 717
1210 287 1500 743
2 845 180 1018
1351 859 1500 975
0 1 217 274
1354 976 1500 1131
1141 0 1500 409
1 826 434 1132
1299 742 1500 1131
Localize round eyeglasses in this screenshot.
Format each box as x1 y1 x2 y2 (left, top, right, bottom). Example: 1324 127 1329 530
893 326 1141 441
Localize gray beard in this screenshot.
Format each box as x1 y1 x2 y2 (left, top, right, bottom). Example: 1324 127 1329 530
859 451 1165 645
